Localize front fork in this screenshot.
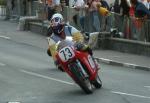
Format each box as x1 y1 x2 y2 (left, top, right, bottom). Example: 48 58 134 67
76 60 89 78
68 60 89 82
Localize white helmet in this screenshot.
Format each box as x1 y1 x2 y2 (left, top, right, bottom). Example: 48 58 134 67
50 13 65 35
51 13 63 20
50 13 64 27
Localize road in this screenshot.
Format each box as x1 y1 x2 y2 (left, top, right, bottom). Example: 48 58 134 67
0 21 150 103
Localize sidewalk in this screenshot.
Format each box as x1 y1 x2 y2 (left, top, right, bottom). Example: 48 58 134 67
94 50 150 71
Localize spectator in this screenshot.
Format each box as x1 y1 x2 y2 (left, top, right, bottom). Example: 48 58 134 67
113 0 121 13
53 0 62 13
99 0 110 31
100 0 110 10
130 0 150 41
140 0 150 42
46 0 62 21
86 0 102 32
110 0 121 33
72 0 85 7
120 0 130 16
119 0 131 39
142 0 150 10
130 0 150 18
72 0 85 30
129 5 135 16
65 0 69 6
46 0 55 21
60 0 69 6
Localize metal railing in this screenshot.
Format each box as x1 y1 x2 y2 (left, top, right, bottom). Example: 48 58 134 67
129 17 150 42
60 6 150 42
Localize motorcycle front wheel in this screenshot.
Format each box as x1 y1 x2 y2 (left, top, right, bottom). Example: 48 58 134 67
69 62 93 94
78 78 93 94
92 75 102 89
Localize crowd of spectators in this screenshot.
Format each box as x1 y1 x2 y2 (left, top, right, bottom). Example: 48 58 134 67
41 0 150 42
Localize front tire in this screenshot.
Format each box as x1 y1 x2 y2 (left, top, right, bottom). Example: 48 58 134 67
69 62 93 94
93 75 102 89
78 78 93 94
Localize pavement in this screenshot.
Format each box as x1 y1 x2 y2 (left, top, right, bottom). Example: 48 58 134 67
94 50 150 71
0 20 150 71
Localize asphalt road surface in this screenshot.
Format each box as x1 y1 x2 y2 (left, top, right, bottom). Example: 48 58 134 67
0 21 150 103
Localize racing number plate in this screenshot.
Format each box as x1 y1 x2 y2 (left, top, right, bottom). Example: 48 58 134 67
58 46 75 62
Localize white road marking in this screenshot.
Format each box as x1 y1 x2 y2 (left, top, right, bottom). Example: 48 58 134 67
0 35 10 39
20 70 74 85
144 86 150 90
99 58 111 61
123 63 137 68
7 102 21 103
96 58 111 64
0 62 6 66
112 91 150 99
144 86 150 88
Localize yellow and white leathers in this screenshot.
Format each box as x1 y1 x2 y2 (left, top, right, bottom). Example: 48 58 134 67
47 25 84 61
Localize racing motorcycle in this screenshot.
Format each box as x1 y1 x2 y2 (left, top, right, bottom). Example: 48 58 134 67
47 36 102 94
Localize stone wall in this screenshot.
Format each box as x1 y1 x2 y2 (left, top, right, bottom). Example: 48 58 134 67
107 38 150 57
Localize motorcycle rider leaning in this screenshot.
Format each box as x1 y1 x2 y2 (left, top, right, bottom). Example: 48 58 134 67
47 13 93 71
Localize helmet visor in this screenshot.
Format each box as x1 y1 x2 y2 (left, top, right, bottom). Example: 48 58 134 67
51 17 61 27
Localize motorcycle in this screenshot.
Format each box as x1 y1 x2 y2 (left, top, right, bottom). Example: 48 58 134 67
47 35 102 94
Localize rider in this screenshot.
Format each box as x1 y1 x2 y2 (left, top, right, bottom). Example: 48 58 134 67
47 13 93 70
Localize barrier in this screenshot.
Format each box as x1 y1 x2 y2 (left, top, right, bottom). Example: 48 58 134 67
0 5 6 19
53 6 150 42
62 6 82 30
143 20 150 42
128 17 150 42
108 13 150 42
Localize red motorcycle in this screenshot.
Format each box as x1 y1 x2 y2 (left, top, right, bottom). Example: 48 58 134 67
55 36 102 94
